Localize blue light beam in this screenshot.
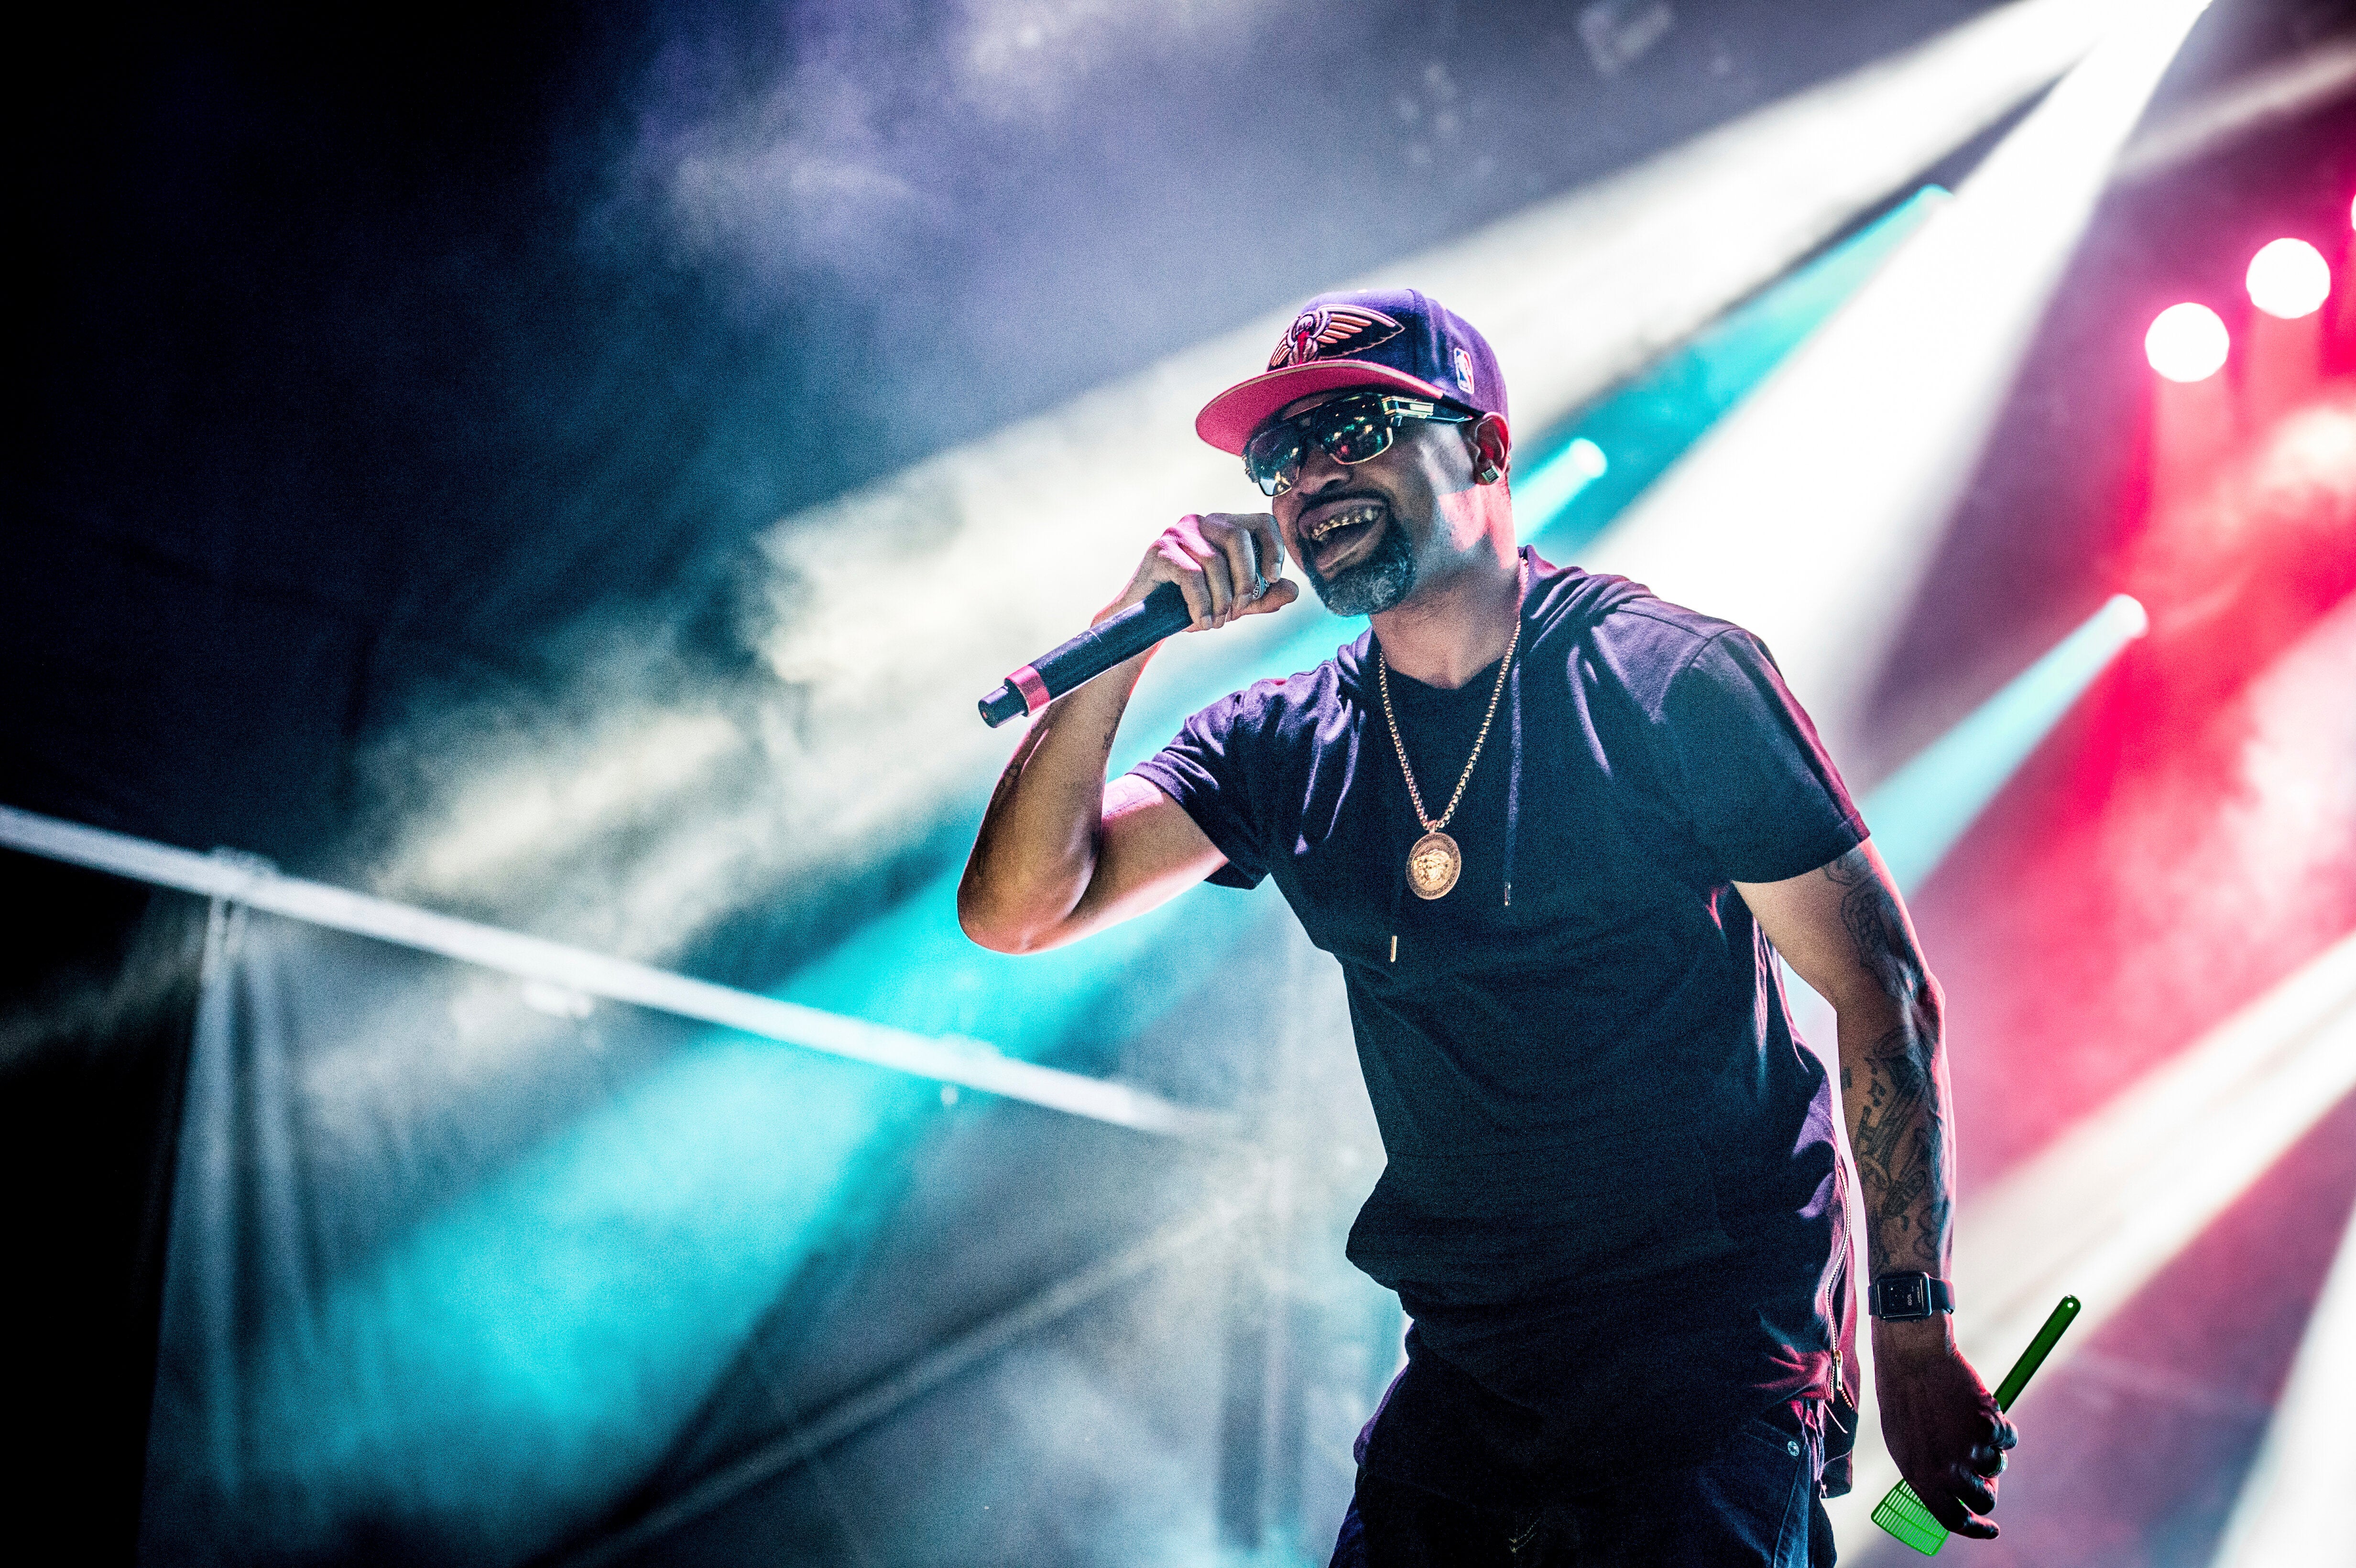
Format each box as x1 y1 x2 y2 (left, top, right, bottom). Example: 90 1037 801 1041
1515 185 1950 556
1864 593 2149 893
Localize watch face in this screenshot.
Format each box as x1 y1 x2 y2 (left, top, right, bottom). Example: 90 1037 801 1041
1878 1274 1929 1317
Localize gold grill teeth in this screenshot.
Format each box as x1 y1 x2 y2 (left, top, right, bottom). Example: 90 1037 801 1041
1310 505 1382 541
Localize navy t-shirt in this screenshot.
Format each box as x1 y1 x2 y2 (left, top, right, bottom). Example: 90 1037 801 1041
1131 549 1866 1489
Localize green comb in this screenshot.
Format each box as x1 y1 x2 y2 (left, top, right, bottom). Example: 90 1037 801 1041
1870 1295 2081 1556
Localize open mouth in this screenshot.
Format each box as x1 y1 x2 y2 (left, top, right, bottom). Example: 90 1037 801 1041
1303 500 1388 570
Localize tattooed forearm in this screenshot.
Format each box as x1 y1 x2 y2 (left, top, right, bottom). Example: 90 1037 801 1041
1821 848 1955 1278
1849 1029 1952 1274
1824 848 1919 997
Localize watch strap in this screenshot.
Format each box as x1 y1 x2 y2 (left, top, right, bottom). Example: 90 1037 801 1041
1868 1272 1956 1319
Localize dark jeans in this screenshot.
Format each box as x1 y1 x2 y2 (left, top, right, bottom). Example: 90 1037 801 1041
1330 1402 1834 1567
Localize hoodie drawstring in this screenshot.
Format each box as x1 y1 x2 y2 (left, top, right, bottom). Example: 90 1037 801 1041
1502 548 1529 909
1503 642 1522 909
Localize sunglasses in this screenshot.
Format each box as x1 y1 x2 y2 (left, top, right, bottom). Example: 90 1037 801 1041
1241 392 1475 497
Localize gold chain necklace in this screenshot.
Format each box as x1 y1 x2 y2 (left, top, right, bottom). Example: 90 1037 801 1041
1376 562 1526 901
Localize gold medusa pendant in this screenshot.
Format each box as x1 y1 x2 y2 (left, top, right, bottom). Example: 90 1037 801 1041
1407 830 1462 900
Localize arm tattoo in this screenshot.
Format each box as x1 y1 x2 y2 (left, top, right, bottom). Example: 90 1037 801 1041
1850 1029 1952 1274
1823 849 1952 1276
1824 849 1916 997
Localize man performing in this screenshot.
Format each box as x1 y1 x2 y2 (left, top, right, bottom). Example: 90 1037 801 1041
958 289 2014 1565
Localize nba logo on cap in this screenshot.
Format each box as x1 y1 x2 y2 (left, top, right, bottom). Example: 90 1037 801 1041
1452 346 1476 397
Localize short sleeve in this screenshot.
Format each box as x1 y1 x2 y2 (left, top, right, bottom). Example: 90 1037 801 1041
1129 692 1273 890
1653 631 1865 884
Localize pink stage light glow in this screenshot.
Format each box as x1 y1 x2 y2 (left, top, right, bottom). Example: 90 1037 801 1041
2146 302 2230 382
2247 239 2331 321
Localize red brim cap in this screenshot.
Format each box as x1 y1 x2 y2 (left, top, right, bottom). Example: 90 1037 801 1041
1194 360 1465 455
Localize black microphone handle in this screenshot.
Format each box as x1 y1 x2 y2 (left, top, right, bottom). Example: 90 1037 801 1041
978 581 1194 727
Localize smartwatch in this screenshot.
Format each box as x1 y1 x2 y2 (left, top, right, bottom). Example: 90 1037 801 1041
1868 1272 1956 1320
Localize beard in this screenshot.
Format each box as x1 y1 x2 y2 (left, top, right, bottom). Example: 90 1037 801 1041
1302 511 1417 617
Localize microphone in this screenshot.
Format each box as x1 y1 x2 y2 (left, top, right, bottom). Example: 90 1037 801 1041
978 581 1193 727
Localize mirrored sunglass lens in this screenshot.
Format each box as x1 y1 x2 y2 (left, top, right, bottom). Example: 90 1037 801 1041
1321 414 1391 465
1244 428 1301 494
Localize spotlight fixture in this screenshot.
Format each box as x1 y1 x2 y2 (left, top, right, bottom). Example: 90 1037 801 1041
2146 302 2230 382
2246 238 2331 320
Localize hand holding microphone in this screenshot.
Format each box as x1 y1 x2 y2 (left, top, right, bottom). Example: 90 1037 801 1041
978 512 1297 726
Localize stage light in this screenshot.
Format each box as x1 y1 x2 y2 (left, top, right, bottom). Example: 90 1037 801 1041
2111 41 2356 187
1584 0 2214 768
1520 186 1947 553
1863 593 2148 892
1512 436 1612 538
2246 238 2330 320
2146 302 2230 382
1780 591 2152 1078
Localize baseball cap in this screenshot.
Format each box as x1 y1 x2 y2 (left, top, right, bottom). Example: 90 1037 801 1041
1195 286 1508 454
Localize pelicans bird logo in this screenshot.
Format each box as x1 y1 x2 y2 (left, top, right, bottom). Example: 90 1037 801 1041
1268 305 1404 370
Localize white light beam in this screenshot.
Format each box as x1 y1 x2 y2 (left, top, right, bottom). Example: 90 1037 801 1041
0 804 1225 1140
2207 1158 2356 1568
1585 0 2214 773
1824 929 2356 1545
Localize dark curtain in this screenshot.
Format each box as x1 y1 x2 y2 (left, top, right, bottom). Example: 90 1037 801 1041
0 854 204 1563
